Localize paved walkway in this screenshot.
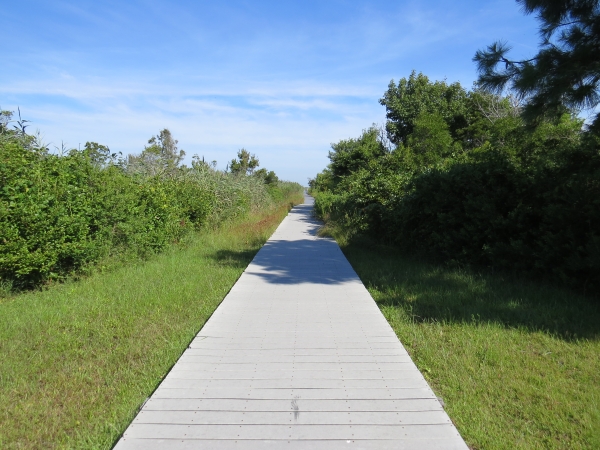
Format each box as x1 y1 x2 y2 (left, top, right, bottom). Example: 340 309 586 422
114 196 468 449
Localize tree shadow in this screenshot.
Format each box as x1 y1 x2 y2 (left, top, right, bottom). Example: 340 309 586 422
210 248 258 269
342 240 600 341
209 195 362 285
209 194 599 340
211 237 361 285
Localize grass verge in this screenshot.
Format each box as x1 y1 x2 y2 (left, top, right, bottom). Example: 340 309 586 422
334 235 600 450
0 195 302 449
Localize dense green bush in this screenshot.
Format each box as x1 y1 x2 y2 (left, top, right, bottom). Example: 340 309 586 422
394 147 600 286
311 73 600 293
0 122 301 290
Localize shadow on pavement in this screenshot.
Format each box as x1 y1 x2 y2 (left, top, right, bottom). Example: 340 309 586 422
211 197 359 285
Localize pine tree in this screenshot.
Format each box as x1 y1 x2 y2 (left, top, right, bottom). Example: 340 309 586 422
474 0 600 131
228 149 259 175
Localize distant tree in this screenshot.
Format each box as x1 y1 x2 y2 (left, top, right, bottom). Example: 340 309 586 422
308 169 334 193
229 149 259 175
328 127 387 179
191 155 217 172
127 128 185 177
0 109 12 135
264 170 278 185
379 71 469 144
254 168 279 185
82 142 119 167
449 89 525 150
474 0 600 130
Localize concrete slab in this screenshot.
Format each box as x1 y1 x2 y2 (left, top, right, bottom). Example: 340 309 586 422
114 438 469 450
131 410 452 425
142 398 446 412
151 387 438 400
114 195 468 449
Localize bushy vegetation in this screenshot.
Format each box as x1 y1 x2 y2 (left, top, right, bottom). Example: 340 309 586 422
0 201 300 449
310 71 600 293
0 111 301 291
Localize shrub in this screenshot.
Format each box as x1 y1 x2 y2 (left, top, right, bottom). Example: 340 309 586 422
310 73 600 294
0 130 301 290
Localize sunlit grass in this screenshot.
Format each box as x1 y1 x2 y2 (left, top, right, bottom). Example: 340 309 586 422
339 237 600 450
0 196 301 449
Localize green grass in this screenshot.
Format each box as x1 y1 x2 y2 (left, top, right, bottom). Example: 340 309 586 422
0 197 301 449
337 237 600 449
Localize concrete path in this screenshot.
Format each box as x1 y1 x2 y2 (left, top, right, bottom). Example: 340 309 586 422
114 196 468 449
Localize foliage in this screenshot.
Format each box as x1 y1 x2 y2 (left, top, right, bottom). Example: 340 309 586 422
0 108 45 151
328 126 388 179
254 168 279 185
228 148 259 175
0 122 302 291
474 0 600 130
126 128 185 177
229 148 281 186
394 143 600 288
83 141 119 167
379 71 469 144
311 72 600 294
407 112 455 165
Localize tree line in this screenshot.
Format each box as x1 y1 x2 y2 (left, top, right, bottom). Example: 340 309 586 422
0 113 300 291
310 0 599 294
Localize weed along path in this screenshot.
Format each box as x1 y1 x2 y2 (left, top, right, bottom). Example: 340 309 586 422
114 196 468 450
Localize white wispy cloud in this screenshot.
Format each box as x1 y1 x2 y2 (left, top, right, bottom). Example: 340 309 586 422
2 0 540 182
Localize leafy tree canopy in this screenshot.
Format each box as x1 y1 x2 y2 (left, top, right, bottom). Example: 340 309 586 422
328 126 388 178
474 0 600 130
407 112 454 166
254 168 279 185
82 142 119 167
379 71 469 145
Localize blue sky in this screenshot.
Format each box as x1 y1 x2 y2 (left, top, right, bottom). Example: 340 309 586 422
2 0 540 183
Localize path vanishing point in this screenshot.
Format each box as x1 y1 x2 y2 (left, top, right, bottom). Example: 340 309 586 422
114 195 468 449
